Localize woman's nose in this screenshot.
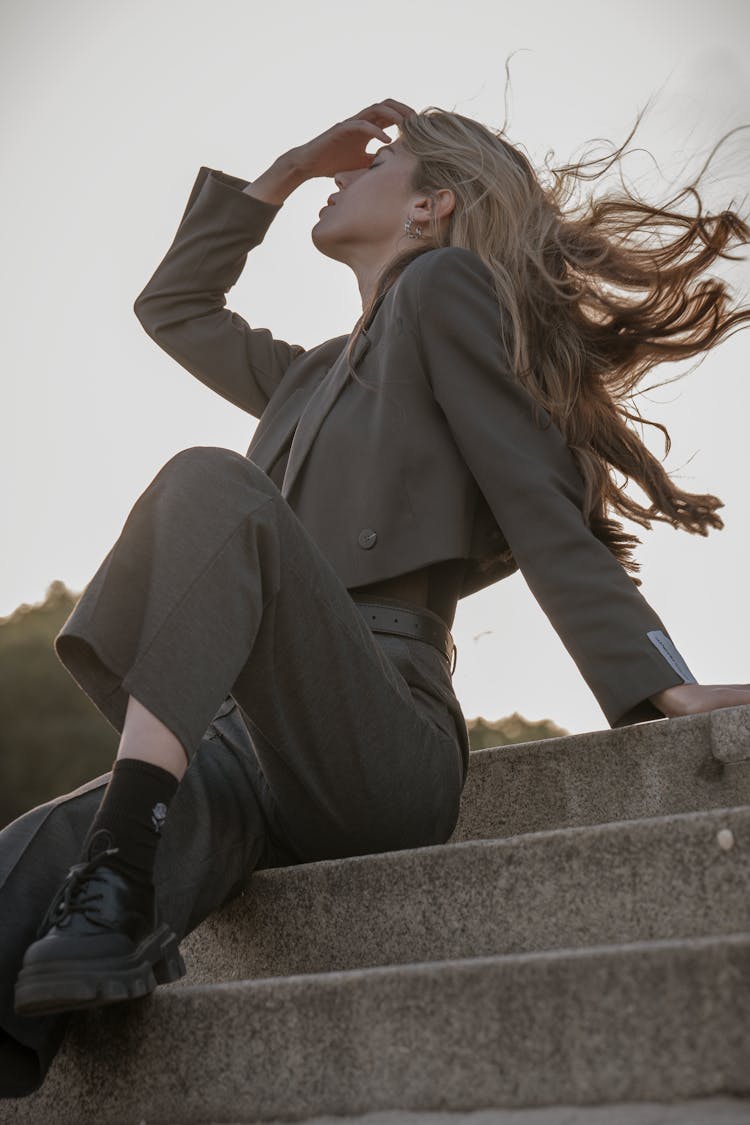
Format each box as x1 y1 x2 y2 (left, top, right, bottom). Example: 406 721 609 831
334 167 363 190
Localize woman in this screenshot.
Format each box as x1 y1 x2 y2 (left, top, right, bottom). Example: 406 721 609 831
2 97 749 1097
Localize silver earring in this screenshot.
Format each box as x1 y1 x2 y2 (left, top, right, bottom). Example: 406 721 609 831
404 216 423 239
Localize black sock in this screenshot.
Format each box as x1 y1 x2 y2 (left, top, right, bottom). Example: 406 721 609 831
79 758 180 885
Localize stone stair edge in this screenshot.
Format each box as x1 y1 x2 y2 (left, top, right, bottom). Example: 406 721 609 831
11 929 749 1121
468 703 750 765
256 1097 750 1125
236 802 750 884
465 713 693 759
170 929 750 998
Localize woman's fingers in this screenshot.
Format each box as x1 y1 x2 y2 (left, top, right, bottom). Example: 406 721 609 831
348 99 418 131
348 119 393 143
293 100 419 180
682 683 750 716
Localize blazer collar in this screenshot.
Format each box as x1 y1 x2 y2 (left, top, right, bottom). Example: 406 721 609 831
362 287 388 331
247 289 387 492
280 326 371 499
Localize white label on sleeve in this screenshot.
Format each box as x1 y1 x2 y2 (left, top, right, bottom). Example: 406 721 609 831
647 630 697 684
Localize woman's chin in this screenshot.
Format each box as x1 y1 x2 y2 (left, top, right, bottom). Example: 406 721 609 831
311 222 335 252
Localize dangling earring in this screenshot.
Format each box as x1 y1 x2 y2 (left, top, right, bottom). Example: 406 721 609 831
404 216 423 239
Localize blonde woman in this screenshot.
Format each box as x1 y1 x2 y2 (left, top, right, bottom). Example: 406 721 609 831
2 97 749 1097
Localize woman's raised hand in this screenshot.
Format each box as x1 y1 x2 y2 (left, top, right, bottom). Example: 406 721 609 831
290 99 418 180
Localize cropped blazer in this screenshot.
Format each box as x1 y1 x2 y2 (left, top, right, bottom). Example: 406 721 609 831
133 164 697 730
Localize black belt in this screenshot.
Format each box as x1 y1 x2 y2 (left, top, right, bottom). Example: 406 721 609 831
351 598 457 673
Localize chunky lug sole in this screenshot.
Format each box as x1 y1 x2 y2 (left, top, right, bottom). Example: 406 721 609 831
13 922 186 1017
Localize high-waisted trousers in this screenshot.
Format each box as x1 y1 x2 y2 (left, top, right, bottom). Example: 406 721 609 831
0 445 470 1098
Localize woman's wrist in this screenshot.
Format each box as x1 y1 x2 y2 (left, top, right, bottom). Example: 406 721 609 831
242 152 308 206
649 683 696 717
649 681 750 718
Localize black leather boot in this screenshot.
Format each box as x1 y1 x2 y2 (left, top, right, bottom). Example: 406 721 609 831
14 834 186 1017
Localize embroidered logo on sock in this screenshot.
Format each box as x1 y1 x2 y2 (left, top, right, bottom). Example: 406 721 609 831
88 827 115 859
151 801 168 834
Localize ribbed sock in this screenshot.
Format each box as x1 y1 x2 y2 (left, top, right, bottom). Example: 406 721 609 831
79 757 180 886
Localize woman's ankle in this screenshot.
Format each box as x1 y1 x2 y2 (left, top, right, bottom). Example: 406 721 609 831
117 695 189 781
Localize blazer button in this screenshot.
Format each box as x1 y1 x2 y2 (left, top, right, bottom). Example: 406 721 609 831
357 528 377 549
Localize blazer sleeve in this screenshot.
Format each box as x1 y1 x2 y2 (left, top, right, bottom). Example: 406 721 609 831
133 165 306 418
413 246 697 729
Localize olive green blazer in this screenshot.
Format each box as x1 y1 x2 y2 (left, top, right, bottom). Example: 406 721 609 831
133 165 696 729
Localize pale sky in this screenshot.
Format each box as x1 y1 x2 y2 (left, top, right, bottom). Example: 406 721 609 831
2 0 749 735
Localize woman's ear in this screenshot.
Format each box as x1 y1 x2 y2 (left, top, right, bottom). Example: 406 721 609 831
415 188 456 226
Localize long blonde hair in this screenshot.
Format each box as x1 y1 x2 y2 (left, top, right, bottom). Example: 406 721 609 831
344 100 750 586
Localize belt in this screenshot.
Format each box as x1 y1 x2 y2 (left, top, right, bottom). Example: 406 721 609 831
351 598 457 674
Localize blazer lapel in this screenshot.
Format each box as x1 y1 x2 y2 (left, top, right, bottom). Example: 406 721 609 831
246 386 309 473
280 329 372 499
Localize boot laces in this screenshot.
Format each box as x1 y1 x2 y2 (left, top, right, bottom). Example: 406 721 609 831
36 846 121 936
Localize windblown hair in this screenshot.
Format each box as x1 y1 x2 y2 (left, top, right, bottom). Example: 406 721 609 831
344 96 750 585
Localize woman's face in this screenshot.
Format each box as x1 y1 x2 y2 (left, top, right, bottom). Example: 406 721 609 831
311 139 425 265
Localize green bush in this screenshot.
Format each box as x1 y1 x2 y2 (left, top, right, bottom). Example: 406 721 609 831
466 712 568 751
0 581 117 829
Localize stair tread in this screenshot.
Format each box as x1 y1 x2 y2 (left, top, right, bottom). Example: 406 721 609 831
266 1097 750 1125
175 929 750 992
451 708 750 841
175 804 750 983
8 931 749 1123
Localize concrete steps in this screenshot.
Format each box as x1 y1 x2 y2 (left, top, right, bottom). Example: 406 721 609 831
451 703 750 842
7 934 750 1123
266 1104 750 1125
258 1103 750 1125
5 704 750 1123
176 804 750 984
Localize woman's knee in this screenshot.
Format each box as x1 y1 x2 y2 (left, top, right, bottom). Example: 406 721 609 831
162 445 263 477
155 446 276 497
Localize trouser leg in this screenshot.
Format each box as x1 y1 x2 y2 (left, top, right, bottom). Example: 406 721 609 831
53 445 467 862
1 444 467 1094
0 705 298 1097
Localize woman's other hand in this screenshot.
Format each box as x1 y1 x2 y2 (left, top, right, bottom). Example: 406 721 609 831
650 682 750 717
289 99 417 181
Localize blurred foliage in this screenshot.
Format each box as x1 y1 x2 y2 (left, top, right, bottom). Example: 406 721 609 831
0 581 567 832
0 581 117 830
466 712 568 750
